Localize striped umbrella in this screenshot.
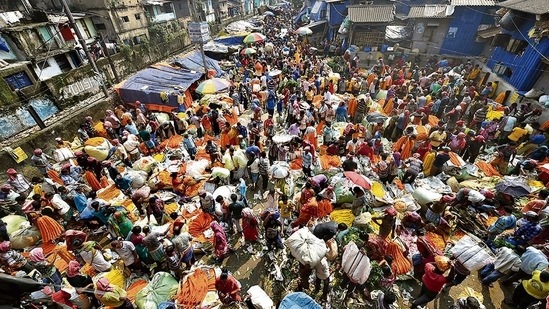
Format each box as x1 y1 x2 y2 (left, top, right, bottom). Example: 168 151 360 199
195 78 231 95
295 27 313 36
240 47 257 55
243 32 266 44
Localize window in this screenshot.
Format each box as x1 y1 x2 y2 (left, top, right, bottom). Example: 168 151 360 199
135 13 141 20
492 33 511 48
36 60 51 70
95 23 107 30
162 3 173 13
493 63 513 78
423 26 437 41
4 71 32 90
78 20 92 39
506 38 527 54
122 16 129 22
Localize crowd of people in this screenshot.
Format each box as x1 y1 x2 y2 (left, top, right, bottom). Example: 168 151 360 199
1 4 549 309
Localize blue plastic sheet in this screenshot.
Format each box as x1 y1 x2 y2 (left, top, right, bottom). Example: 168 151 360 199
213 35 247 46
172 50 224 76
116 65 202 108
279 292 321 309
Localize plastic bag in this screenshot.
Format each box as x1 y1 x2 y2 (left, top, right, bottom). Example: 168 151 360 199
412 187 442 206
353 212 372 228
135 272 179 309
285 228 327 267
341 241 371 284
1 215 28 235
133 157 158 173
247 285 274 309
10 226 41 249
185 159 210 178
84 137 112 161
334 183 354 204
53 148 75 163
125 170 148 189
450 235 493 271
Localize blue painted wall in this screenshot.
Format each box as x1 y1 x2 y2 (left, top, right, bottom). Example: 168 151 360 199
486 17 549 92
309 0 327 22
440 7 491 56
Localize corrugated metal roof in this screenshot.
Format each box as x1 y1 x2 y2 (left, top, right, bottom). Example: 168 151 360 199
498 0 549 15
408 5 451 18
449 0 496 6
348 5 394 23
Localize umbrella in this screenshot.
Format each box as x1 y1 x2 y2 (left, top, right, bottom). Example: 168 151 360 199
495 180 531 198
366 112 388 123
213 185 236 199
295 27 313 36
0 273 47 305
264 11 275 16
269 69 282 77
343 171 371 190
241 47 257 55
243 32 266 44
195 78 231 94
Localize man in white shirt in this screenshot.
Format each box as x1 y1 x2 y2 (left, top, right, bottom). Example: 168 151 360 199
499 114 517 140
112 240 141 270
45 192 72 221
248 155 260 189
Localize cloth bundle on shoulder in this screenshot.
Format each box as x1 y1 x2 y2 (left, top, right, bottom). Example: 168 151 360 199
341 241 371 284
135 272 179 309
450 235 493 271
285 228 327 267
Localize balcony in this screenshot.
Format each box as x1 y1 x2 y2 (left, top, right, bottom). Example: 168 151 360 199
150 12 176 23
143 0 177 23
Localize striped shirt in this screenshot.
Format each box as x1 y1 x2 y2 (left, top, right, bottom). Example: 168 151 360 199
259 158 269 175
302 152 312 168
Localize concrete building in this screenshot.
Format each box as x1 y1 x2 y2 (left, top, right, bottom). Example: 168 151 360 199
0 10 99 81
29 0 149 44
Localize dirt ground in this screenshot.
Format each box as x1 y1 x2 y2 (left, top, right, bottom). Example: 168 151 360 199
216 195 516 309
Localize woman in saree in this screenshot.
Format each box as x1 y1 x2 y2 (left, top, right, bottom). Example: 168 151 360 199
211 221 228 262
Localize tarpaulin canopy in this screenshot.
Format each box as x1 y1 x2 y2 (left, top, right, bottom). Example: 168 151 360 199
214 34 247 46
172 50 224 76
115 64 201 112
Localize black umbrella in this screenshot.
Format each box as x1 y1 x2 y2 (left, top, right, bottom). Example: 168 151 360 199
495 180 531 197
0 273 46 305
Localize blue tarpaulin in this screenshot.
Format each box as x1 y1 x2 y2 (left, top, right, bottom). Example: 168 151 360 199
294 6 309 24
214 35 247 46
116 65 202 110
279 292 321 309
172 50 224 77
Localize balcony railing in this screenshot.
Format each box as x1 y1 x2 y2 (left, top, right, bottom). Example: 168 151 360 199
150 12 176 23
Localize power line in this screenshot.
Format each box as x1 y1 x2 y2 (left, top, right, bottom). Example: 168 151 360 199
510 15 549 63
